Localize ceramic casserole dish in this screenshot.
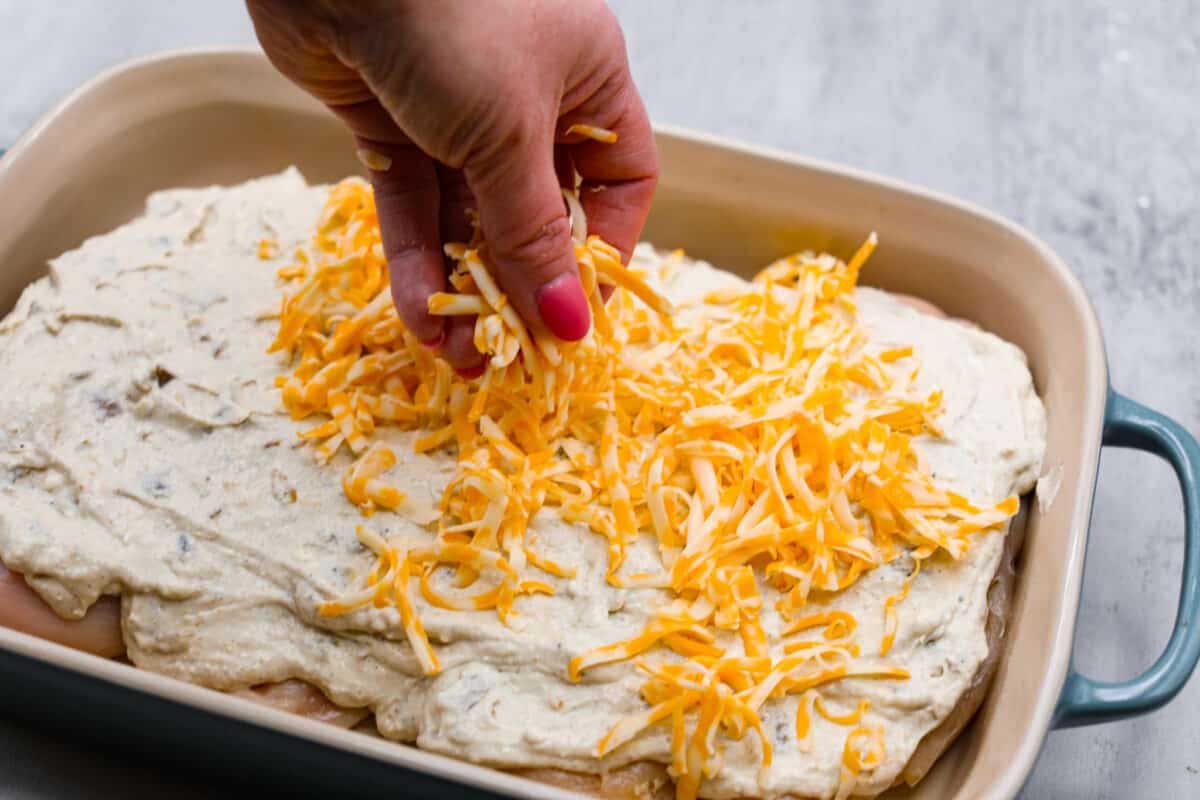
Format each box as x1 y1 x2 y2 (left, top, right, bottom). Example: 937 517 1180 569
0 48 1197 800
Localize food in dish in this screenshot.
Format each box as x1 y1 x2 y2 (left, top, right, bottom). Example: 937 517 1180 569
0 170 1045 799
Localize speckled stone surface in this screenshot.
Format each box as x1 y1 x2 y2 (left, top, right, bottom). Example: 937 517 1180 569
0 1 1197 797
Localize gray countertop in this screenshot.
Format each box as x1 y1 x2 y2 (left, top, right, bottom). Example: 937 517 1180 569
1 1 1197 797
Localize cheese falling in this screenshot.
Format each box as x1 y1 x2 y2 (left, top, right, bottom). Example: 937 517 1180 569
267 177 1019 799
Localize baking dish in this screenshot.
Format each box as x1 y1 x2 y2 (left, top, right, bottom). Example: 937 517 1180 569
0 48 1196 799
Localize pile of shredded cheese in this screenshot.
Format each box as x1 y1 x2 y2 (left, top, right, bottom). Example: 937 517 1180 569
266 171 1018 799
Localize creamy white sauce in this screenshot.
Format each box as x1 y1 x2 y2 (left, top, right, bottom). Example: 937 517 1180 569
0 171 1046 799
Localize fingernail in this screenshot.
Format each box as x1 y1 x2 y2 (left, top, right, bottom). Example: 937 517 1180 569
420 330 445 349
535 274 591 341
456 363 486 379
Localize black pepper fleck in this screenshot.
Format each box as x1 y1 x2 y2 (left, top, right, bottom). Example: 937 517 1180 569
144 476 171 499
90 393 121 419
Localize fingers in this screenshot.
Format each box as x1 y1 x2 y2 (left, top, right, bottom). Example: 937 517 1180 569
332 101 493 372
248 7 498 366
357 140 447 346
246 15 465 357
561 78 658 266
246 0 377 108
465 136 592 343
330 100 447 346
436 166 486 372
437 165 477 245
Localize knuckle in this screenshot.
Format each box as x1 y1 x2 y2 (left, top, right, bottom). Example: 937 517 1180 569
495 215 574 283
385 237 436 265
464 119 538 180
370 169 432 204
437 91 529 170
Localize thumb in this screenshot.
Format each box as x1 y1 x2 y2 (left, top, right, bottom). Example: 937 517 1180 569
464 138 591 342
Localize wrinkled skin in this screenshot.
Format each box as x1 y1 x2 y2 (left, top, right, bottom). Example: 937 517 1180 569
0 296 995 795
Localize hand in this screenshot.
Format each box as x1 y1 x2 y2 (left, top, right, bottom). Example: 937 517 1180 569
246 0 658 375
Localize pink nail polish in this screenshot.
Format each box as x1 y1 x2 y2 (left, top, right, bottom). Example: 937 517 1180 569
535 274 591 341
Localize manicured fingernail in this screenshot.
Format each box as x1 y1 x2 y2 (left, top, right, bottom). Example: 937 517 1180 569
420 330 445 349
535 274 591 341
456 363 486 379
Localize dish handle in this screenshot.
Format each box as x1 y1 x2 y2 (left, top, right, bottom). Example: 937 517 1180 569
1054 389 1200 728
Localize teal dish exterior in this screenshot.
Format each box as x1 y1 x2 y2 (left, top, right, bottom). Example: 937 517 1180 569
1054 389 1200 728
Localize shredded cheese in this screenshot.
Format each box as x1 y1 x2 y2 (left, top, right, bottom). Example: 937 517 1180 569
565 123 619 144
268 176 1019 799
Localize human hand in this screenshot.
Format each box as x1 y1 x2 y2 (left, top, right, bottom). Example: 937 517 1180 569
246 0 658 375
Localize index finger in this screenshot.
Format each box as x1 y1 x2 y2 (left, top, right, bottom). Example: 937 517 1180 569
329 100 448 347
561 78 658 264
